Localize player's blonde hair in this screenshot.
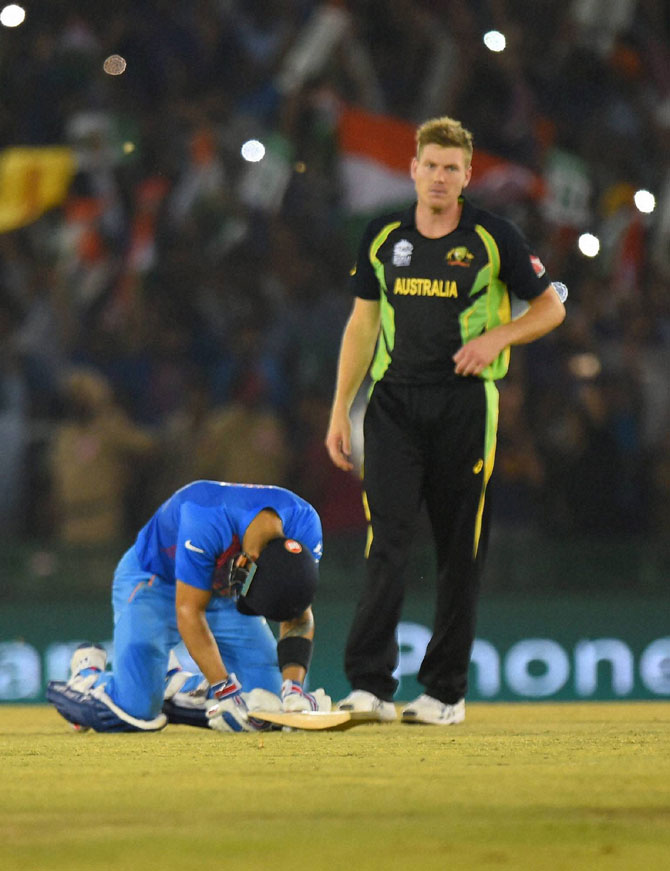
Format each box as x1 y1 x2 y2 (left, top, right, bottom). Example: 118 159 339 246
415 116 474 166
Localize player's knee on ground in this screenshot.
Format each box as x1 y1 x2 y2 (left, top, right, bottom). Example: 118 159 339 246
110 640 169 720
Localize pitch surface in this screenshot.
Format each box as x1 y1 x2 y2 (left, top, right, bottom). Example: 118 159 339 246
2 703 669 870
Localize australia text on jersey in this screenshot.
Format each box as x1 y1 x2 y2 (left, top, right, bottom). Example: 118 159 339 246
393 277 458 298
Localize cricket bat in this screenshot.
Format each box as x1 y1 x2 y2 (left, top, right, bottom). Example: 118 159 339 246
251 710 381 731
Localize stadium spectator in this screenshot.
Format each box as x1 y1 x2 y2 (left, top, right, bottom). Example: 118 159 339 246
0 307 28 533
192 366 292 487
48 367 155 546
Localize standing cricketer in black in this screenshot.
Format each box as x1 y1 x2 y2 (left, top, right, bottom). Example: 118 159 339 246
325 116 565 725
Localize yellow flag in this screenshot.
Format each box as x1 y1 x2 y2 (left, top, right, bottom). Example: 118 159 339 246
0 146 75 233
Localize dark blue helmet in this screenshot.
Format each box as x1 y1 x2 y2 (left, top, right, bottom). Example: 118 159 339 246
235 537 318 621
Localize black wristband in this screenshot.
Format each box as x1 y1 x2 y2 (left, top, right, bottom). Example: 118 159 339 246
277 636 313 671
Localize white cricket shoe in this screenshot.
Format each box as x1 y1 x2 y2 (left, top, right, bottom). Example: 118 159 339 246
67 643 107 695
336 690 397 721
69 643 107 678
66 643 108 732
401 695 465 725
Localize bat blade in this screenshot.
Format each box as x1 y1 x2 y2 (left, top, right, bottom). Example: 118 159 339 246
251 710 381 731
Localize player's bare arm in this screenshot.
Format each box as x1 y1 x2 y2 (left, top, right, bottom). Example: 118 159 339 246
242 508 284 557
326 297 381 471
453 284 566 377
278 606 315 683
175 580 228 686
277 605 330 713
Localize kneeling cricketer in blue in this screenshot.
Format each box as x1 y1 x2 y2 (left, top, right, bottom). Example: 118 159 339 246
48 481 327 733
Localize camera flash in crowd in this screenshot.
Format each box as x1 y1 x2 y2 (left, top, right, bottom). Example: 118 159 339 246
578 233 600 258
0 4 26 27
483 30 506 52
634 189 656 214
241 139 266 163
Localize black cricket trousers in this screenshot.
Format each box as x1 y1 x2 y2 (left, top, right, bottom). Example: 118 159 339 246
344 377 498 704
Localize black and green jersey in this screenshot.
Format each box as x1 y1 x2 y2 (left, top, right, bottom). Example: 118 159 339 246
350 197 552 384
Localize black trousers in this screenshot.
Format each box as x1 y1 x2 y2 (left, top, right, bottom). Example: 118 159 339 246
344 378 498 704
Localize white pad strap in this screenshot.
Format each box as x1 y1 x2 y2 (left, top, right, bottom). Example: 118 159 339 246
90 684 167 731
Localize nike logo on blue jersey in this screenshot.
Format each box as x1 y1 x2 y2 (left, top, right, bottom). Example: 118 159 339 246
185 540 205 554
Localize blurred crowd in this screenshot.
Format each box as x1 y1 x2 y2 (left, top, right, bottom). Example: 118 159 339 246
0 0 669 554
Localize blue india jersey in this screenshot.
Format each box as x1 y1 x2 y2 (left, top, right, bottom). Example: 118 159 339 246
134 481 323 591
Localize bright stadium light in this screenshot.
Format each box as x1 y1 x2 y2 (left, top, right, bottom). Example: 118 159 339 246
241 139 266 163
634 189 656 214
578 233 600 258
0 4 26 27
483 30 506 52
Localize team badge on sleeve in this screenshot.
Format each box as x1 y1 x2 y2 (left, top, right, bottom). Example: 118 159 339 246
530 255 546 277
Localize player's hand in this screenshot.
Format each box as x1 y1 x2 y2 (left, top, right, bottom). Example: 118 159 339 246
209 673 243 701
206 694 254 732
453 331 507 376
325 409 354 472
281 679 331 712
206 674 250 732
206 676 277 731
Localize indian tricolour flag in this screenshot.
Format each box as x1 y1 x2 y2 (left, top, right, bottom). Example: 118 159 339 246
337 105 416 216
337 105 543 221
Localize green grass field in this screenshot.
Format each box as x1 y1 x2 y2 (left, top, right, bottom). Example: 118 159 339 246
2 702 669 871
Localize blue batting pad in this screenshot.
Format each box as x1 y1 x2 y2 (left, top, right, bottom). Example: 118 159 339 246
47 681 166 733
